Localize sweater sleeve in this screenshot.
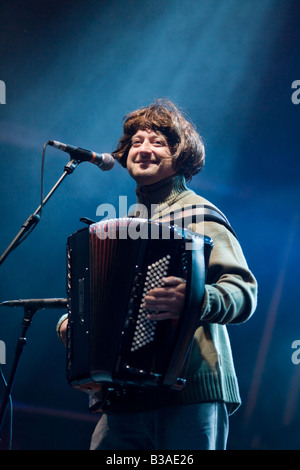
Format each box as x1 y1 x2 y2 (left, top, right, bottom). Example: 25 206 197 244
197 221 257 325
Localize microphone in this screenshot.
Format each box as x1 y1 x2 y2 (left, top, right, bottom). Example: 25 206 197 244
0 298 68 310
48 140 115 171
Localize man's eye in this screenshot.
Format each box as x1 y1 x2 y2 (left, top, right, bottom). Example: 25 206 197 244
132 140 141 146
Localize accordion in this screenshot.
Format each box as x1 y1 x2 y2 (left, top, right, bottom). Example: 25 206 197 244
66 218 213 392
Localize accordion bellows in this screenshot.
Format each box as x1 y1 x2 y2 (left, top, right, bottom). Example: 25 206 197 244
66 218 213 392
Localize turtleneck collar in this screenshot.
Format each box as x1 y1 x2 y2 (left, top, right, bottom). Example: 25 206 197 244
134 174 188 215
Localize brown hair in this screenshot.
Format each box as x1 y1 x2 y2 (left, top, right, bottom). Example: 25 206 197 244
112 99 205 181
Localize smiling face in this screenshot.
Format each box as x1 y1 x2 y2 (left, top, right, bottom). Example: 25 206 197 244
126 129 176 186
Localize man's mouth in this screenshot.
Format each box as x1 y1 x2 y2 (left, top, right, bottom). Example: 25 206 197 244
135 159 158 165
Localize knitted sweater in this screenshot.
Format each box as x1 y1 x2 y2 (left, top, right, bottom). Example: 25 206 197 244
101 175 257 415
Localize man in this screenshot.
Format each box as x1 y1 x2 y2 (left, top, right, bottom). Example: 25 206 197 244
57 99 257 450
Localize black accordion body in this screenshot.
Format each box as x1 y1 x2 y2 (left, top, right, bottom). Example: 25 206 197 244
66 218 213 392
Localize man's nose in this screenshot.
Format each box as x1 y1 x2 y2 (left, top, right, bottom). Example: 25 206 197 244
139 140 152 154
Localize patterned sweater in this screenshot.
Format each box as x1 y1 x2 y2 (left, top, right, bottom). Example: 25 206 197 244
108 174 257 414
59 174 257 415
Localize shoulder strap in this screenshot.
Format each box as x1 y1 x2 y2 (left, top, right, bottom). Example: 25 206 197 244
155 204 238 239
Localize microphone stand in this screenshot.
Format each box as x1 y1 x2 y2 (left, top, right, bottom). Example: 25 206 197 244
0 156 76 444
0 159 79 267
0 299 68 439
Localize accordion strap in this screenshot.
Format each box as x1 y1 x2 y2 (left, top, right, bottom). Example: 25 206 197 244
155 204 237 239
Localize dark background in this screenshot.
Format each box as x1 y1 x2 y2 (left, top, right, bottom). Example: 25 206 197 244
0 0 299 450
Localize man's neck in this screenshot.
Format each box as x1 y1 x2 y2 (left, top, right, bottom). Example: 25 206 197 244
135 174 188 211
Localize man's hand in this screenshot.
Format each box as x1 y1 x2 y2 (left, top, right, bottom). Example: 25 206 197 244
58 317 68 346
142 276 186 321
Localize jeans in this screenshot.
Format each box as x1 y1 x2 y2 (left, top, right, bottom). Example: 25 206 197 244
90 402 229 450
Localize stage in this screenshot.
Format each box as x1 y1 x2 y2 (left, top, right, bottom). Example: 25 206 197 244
0 0 299 450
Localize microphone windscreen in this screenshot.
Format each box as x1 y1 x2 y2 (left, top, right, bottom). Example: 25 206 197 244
100 153 115 171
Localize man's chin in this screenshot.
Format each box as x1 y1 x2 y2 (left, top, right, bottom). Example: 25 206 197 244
130 169 159 185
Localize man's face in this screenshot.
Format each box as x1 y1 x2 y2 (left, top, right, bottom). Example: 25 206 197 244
126 129 176 185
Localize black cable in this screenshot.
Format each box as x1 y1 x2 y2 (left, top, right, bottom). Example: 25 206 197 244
11 142 48 249
40 141 47 218
0 366 13 450
0 143 47 449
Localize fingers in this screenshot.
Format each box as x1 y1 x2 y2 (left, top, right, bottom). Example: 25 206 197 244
146 311 177 321
58 318 68 346
160 276 186 287
145 277 186 298
142 276 186 321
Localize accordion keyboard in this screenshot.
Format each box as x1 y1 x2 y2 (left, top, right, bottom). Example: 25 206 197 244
131 255 171 352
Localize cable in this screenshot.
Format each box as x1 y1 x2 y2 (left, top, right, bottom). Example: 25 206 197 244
0 365 13 450
40 141 47 218
9 142 48 250
0 144 48 449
